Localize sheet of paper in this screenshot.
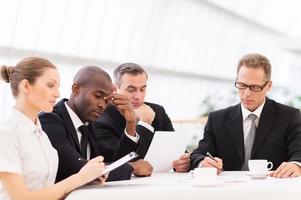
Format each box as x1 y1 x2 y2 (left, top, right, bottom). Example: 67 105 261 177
144 131 189 172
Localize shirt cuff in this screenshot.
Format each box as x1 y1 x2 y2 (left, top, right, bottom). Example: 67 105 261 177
124 129 140 143
290 161 301 167
138 120 155 132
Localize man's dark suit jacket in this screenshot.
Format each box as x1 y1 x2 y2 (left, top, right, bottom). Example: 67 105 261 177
39 99 133 182
190 98 301 170
94 102 174 160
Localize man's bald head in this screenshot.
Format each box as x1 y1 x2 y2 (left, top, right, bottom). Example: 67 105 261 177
73 66 112 88
68 66 115 123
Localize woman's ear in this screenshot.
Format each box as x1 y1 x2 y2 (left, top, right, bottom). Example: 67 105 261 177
19 79 31 95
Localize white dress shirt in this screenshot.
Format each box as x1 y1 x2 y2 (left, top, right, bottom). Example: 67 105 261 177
124 121 154 143
241 101 301 167
138 121 154 133
241 101 265 145
65 102 91 160
0 108 58 200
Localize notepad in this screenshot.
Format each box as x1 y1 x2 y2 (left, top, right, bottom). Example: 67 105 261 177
144 131 189 172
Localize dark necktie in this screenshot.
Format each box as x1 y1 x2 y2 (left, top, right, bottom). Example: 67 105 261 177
242 114 257 170
79 125 89 159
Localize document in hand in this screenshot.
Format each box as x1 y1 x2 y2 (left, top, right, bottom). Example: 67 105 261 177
144 131 190 172
101 152 138 176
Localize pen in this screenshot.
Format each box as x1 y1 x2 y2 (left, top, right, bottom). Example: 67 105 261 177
78 157 108 178
78 158 88 163
206 152 223 171
206 152 218 163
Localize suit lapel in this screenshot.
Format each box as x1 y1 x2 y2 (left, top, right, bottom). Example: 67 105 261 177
55 99 81 150
251 99 277 157
226 104 244 162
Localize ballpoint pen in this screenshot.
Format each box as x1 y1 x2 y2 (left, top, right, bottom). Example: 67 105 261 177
206 152 218 163
78 157 88 163
206 152 223 170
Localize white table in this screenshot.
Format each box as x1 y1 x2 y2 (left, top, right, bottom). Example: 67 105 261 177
66 172 301 200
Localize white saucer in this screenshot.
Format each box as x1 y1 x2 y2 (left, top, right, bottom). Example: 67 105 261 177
221 175 248 183
192 180 223 187
248 172 268 180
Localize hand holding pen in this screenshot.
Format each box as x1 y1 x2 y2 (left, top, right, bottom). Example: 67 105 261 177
200 152 223 174
78 157 108 184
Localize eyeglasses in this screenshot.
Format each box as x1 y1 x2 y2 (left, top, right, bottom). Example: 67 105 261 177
234 81 269 92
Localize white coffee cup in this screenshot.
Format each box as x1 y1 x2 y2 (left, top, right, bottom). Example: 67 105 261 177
191 167 217 182
248 159 273 175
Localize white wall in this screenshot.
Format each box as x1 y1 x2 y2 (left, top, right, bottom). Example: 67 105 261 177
1 0 301 120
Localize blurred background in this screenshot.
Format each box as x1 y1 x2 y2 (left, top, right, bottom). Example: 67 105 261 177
1 0 301 149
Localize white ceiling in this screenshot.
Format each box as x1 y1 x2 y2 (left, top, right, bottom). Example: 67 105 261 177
208 0 301 37
0 0 300 81
1 0 301 118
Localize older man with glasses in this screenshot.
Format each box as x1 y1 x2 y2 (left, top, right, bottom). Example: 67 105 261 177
190 53 301 178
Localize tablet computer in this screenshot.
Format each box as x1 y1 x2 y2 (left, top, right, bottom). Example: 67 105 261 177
101 151 138 176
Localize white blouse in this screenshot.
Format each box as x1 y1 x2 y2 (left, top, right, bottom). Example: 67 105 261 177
0 108 58 200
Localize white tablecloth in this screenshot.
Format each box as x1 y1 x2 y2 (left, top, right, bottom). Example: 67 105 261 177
66 171 301 200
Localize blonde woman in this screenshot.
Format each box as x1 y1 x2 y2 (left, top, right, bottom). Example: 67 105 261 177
0 57 106 200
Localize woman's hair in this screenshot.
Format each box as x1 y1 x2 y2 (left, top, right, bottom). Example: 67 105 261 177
0 57 56 97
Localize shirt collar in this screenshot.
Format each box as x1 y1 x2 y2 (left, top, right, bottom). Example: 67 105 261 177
64 102 88 130
11 107 43 136
241 99 266 120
